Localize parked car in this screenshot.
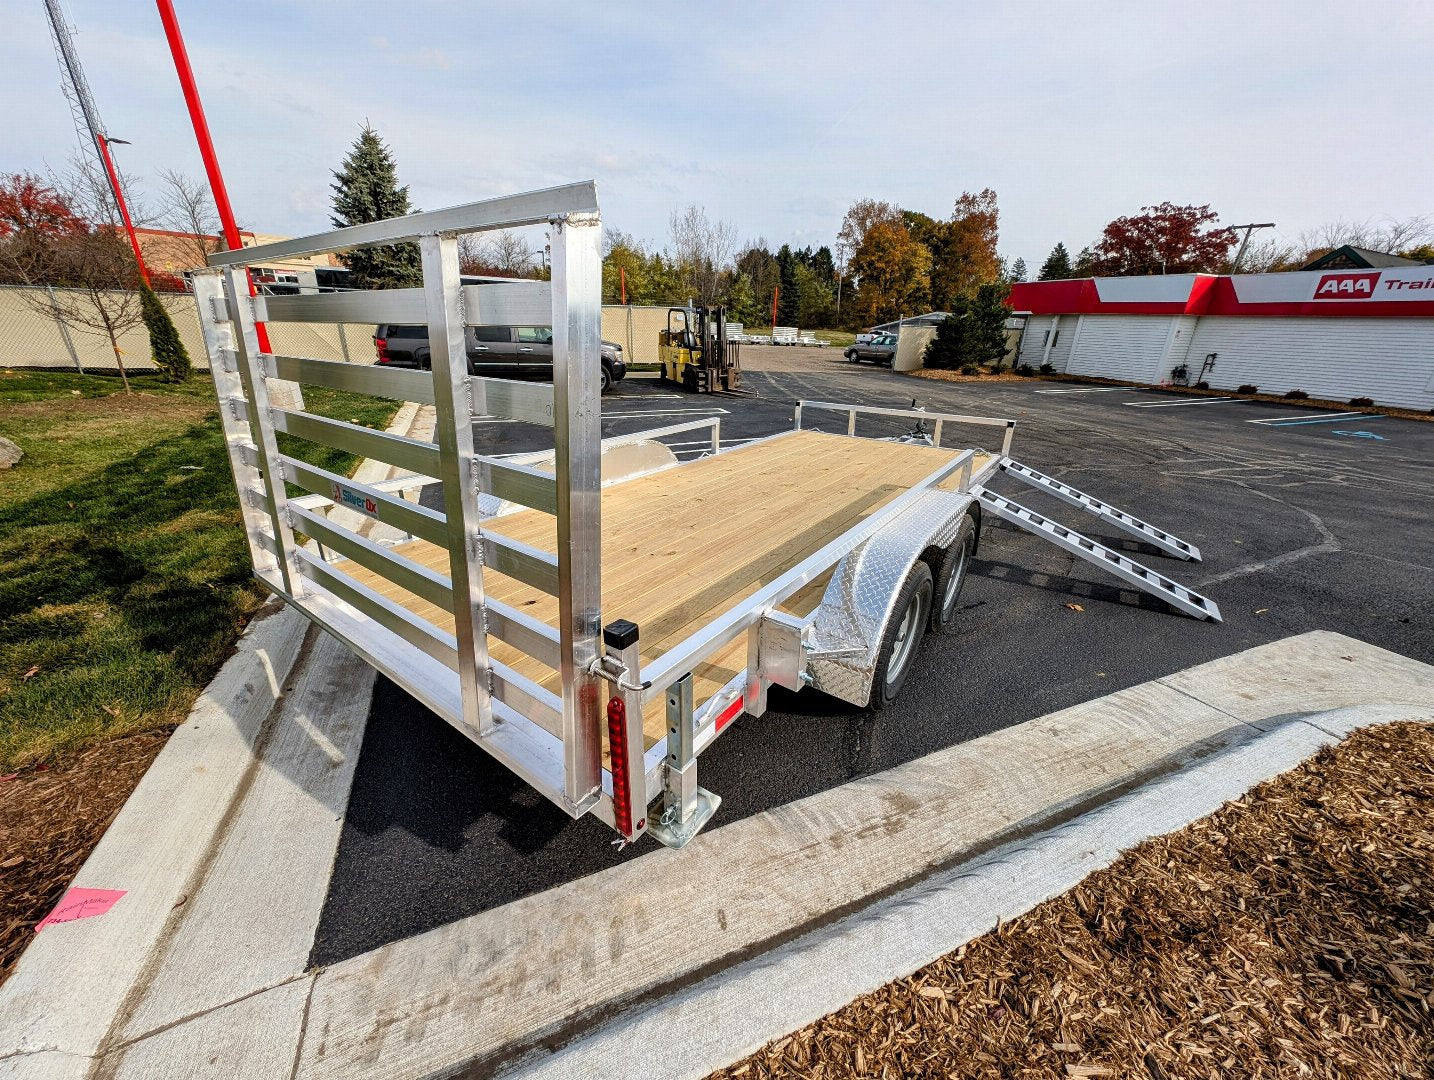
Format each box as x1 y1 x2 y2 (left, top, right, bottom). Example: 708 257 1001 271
374 324 628 393
845 332 898 365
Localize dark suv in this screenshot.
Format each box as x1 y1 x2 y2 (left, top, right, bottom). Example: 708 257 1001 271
374 324 627 393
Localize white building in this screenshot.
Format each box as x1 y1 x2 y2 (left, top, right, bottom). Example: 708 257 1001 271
1010 267 1434 410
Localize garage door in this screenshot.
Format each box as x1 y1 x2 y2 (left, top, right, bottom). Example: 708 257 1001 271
1067 316 1177 383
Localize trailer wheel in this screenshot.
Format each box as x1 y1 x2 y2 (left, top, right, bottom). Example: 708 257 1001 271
866 560 933 711
930 514 977 634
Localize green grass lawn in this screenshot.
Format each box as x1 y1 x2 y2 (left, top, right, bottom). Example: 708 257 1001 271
0 369 399 770
811 328 857 348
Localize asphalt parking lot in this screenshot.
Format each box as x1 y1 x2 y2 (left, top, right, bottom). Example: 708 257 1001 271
312 348 1434 965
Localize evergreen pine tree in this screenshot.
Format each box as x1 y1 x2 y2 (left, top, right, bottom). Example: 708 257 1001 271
1009 257 1028 283
1037 243 1073 280
140 283 191 382
330 124 421 289
775 245 799 326
922 283 1011 372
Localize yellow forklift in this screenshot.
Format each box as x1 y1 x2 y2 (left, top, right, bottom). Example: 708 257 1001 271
657 305 742 393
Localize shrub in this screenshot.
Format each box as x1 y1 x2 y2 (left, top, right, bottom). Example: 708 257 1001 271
959 363 981 375
1195 381 1210 390
1017 363 1034 375
140 283 192 383
1039 363 1056 375
1349 396 1374 407
1284 389 1309 399
1237 384 1259 394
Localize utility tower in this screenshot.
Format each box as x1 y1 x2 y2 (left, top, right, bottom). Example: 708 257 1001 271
42 0 151 283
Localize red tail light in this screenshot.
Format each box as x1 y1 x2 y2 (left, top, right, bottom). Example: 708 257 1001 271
374 336 390 363
607 696 634 838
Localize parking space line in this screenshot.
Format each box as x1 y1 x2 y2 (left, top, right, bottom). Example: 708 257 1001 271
1123 398 1234 408
1247 411 1380 427
1033 387 1135 394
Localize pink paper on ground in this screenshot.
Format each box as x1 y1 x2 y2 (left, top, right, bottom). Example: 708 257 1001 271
34 887 126 932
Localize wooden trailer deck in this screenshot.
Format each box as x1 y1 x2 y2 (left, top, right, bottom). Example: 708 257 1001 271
337 430 990 748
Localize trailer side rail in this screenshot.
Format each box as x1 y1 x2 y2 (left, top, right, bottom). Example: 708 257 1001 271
795 399 1017 456
194 182 606 818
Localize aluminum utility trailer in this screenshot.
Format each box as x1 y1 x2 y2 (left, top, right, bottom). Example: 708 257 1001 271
195 181 1220 849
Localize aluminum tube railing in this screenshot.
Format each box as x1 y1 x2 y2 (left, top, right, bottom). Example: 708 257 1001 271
207 181 598 266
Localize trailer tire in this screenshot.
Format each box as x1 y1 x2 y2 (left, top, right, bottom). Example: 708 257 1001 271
930 513 977 634
866 560 933 711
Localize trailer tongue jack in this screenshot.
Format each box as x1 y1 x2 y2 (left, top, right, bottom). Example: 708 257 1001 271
194 183 1221 850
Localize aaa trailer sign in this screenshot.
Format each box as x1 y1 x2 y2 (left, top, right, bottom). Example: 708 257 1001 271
1314 272 1379 299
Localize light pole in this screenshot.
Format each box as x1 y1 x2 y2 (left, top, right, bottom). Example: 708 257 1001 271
1229 223 1276 273
95 135 150 286
155 0 271 350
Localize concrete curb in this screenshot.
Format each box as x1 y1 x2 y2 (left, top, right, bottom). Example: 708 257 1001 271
507 704 1432 1080
2 626 1430 1078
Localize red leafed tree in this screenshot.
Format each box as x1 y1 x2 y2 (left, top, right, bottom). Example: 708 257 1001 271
0 172 89 284
0 172 87 239
1086 202 1236 277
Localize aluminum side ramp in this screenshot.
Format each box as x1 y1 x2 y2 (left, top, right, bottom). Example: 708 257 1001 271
996 458 1201 561
973 488 1221 621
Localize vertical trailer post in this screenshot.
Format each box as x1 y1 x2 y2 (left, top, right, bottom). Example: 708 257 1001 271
421 234 493 736
193 271 278 585
222 268 301 596
550 214 604 808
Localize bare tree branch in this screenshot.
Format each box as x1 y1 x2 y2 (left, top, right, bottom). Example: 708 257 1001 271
157 168 221 265
458 228 538 277
669 205 736 307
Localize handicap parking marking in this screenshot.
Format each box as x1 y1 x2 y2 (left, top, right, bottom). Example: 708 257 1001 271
1123 397 1236 408
1331 429 1389 440
1247 411 1381 427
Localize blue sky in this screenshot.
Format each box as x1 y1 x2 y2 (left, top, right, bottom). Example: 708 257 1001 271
8 1 1432 269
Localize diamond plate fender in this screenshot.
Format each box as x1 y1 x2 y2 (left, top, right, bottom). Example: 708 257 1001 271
806 488 978 706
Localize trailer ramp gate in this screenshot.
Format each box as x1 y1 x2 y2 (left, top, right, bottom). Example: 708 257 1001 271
195 184 1221 850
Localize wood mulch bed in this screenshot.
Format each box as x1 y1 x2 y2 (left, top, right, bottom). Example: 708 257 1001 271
0 730 170 983
910 370 1038 384
712 722 1434 1079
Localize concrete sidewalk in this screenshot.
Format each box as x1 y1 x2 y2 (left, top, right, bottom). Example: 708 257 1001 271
1 631 1430 1079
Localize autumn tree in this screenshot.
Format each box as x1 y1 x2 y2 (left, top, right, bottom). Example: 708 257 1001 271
836 199 902 269
0 167 148 389
943 188 1001 299
1086 202 1235 277
0 172 87 285
330 124 421 288
1038 243 1073 280
851 220 931 326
